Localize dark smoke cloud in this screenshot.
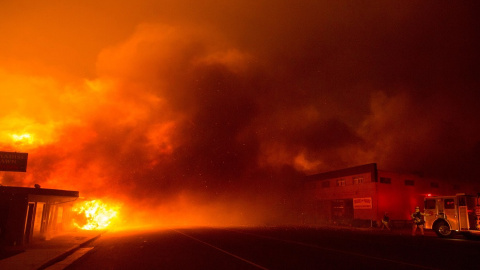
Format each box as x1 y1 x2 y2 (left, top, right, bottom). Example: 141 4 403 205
1 1 480 225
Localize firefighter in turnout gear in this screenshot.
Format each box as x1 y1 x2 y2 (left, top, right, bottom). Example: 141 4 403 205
381 212 391 230
411 206 427 236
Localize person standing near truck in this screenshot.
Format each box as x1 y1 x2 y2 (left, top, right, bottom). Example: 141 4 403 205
411 206 427 236
381 212 391 230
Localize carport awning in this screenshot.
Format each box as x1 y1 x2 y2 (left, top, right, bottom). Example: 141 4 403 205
0 186 79 204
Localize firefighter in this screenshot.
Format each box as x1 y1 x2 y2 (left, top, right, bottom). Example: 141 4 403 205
381 212 391 230
411 206 427 236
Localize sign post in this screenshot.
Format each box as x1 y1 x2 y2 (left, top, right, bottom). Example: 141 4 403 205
0 151 28 172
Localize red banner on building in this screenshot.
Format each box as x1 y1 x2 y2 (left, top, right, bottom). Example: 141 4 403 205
0 151 28 172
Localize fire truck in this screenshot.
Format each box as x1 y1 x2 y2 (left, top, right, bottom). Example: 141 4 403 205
424 193 480 238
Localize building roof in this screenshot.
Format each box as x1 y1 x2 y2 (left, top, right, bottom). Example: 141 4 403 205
0 186 79 198
305 163 378 182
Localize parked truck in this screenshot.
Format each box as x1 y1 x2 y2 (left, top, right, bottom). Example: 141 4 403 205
424 193 480 238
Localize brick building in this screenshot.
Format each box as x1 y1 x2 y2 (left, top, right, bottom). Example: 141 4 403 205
303 163 480 227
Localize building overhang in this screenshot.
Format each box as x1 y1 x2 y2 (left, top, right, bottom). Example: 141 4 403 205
0 186 79 204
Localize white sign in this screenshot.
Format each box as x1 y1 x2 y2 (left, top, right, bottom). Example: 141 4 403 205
353 197 372 209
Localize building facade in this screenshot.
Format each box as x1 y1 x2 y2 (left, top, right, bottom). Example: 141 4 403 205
0 186 79 246
304 163 480 227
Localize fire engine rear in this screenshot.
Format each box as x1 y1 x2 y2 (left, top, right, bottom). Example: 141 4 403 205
424 193 480 238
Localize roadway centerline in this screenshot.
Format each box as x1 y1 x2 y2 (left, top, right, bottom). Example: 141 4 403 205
225 228 439 270
173 229 269 270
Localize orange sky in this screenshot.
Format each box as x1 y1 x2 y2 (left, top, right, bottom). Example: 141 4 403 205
1 1 479 226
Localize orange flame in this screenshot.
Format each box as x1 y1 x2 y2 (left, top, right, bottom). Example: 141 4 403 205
72 199 120 230
12 133 33 143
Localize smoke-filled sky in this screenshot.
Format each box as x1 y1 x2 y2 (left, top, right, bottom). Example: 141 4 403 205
1 1 479 225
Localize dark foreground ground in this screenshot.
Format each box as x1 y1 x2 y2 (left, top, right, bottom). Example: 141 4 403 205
63 227 480 270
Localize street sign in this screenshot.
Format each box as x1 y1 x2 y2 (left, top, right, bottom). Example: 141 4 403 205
0 151 28 172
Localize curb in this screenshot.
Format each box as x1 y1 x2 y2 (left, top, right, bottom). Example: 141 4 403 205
36 232 104 270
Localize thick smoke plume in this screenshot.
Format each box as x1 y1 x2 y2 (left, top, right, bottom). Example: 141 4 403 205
1 1 479 226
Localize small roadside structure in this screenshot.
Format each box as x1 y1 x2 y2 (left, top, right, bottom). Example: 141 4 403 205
0 186 79 247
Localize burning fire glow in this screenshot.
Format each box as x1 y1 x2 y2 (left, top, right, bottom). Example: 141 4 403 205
11 133 34 145
72 200 120 230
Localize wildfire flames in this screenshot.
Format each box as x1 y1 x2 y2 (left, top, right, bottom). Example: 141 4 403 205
72 200 120 230
0 2 479 229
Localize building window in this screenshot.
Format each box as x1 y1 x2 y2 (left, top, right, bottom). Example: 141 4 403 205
404 180 414 186
430 182 439 188
380 177 391 184
321 181 330 188
336 179 346 187
353 177 364 185
305 182 316 189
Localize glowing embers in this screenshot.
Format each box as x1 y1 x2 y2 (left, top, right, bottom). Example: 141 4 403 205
73 199 119 230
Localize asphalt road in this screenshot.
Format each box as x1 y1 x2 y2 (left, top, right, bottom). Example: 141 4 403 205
63 227 480 270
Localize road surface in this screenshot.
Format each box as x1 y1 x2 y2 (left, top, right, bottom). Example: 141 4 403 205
62 227 480 270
